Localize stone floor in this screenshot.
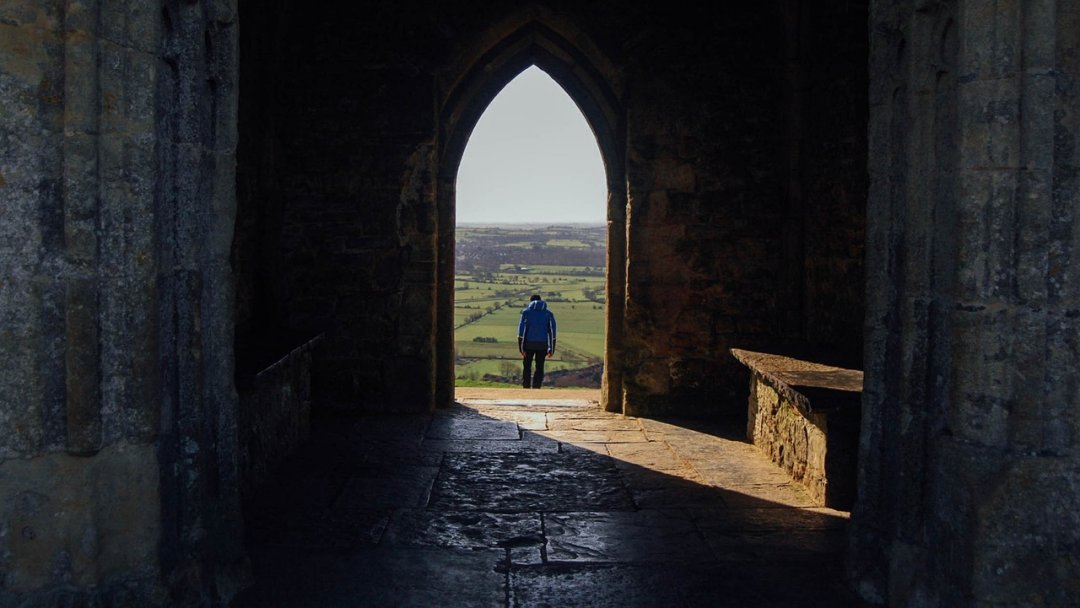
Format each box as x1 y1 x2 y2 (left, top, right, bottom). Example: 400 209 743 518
231 390 864 607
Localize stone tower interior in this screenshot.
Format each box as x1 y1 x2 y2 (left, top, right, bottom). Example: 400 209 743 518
2 0 1078 606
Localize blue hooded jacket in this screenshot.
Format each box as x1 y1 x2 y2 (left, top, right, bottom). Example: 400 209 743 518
518 300 557 351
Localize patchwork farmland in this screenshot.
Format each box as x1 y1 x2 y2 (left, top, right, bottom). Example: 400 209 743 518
455 224 606 387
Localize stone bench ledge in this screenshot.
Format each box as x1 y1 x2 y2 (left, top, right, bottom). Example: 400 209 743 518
730 348 863 413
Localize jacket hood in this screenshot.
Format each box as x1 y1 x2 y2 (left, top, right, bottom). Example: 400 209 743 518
525 300 547 312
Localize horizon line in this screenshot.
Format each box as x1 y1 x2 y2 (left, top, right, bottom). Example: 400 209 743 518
456 221 605 226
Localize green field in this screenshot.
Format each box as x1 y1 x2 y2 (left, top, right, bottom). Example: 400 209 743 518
454 226 606 387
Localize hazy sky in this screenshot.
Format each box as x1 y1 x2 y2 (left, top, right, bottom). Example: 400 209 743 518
456 66 608 225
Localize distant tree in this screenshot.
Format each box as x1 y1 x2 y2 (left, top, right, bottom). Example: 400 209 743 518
499 361 519 382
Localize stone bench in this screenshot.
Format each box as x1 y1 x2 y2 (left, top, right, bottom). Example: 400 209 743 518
731 348 863 510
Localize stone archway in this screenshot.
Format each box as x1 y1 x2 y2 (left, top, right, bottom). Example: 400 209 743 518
434 21 627 411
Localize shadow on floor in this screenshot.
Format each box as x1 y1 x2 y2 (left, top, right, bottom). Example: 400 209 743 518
231 400 866 607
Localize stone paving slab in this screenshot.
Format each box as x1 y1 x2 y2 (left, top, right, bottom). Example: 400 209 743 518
233 545 507 608
693 463 796 487
238 395 864 606
532 429 649 443
606 442 686 470
546 408 627 420
555 441 611 456
421 438 561 453
333 466 439 510
715 483 819 509
425 417 521 440
429 481 636 512
431 452 634 512
544 510 712 563
438 452 617 485
431 451 633 512
699 526 847 561
689 560 859 607
631 485 733 510
512 562 863 607
358 439 446 467
348 413 431 441
462 398 596 407
509 563 761 608
245 506 391 551
617 464 706 489
689 506 849 531
547 417 643 431
637 417 739 442
478 410 548 430
384 509 543 550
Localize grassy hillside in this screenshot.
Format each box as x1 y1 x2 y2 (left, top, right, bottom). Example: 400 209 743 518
455 225 606 387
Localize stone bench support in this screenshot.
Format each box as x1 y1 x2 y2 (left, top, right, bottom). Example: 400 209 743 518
731 348 863 509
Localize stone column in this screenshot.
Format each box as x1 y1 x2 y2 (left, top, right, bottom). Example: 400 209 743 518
0 0 247 603
1 0 163 602
853 1 1080 604
156 0 248 601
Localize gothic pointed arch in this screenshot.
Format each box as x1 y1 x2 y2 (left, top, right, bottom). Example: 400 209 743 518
439 21 622 185
433 20 627 411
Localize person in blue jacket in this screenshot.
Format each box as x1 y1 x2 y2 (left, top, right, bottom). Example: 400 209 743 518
517 294 557 388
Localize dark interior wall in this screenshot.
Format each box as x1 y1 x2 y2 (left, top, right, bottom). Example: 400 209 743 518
619 3 790 417
236 1 446 410
617 1 868 416
234 0 868 416
235 0 291 376
798 1 869 368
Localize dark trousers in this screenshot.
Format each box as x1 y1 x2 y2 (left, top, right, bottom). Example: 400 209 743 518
522 349 548 388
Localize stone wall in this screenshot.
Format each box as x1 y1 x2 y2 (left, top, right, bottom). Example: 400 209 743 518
798 1 869 367
748 377 830 504
233 0 293 379
617 1 868 416
0 0 164 600
619 3 789 417
852 1 1080 604
235 0 440 412
0 0 246 604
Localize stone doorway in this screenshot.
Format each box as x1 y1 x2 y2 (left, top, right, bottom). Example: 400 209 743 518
451 66 610 393
435 22 628 412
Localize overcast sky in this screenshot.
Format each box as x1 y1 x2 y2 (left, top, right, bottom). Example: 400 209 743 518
456 66 608 225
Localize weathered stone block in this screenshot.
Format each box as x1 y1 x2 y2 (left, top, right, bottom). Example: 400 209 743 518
972 458 1080 606
956 169 1019 300
958 78 1021 168
960 0 1022 79
949 305 1012 448
65 277 101 456
0 443 161 593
